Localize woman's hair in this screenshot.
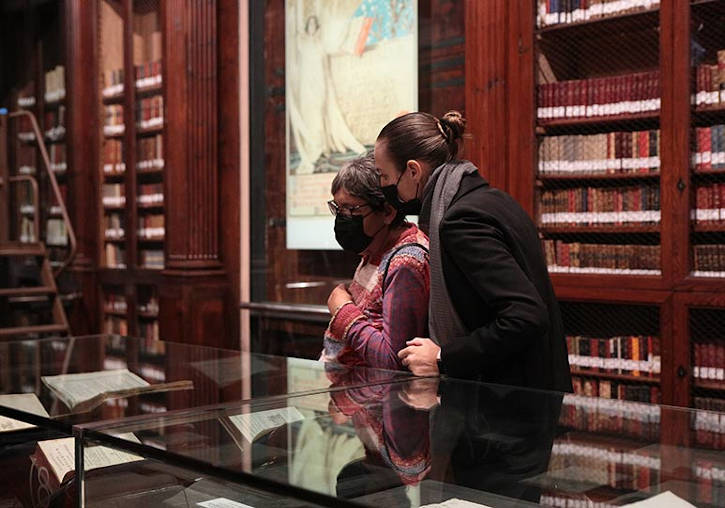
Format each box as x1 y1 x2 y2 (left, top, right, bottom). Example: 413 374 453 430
331 152 405 226
376 110 466 173
331 152 385 211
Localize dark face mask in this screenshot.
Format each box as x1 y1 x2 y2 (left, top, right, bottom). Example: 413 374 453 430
334 213 385 254
381 167 422 216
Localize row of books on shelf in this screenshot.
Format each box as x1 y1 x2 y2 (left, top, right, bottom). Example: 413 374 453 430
104 294 128 314
18 217 36 243
536 0 660 28
103 67 125 98
539 185 660 225
104 315 128 335
139 249 164 269
539 130 660 175
539 494 616 508
44 106 66 140
102 183 125 207
49 144 67 173
573 376 661 403
566 335 661 376
693 245 725 276
137 134 163 170
102 60 163 96
695 54 725 109
694 460 725 507
139 321 159 342
693 341 725 381
104 245 164 269
104 105 125 136
537 72 660 121
138 214 164 239
103 139 125 174
695 125 725 171
44 65 65 103
561 393 660 441
694 184 725 223
693 397 725 450
550 440 659 491
135 60 162 89
136 96 163 130
104 244 126 269
17 94 35 108
46 218 67 246
138 183 164 206
104 212 124 239
544 241 660 275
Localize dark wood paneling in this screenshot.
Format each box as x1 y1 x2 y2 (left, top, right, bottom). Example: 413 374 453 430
464 0 508 188
506 0 536 217
164 0 221 270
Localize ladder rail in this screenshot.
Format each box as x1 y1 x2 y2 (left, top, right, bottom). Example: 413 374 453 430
7 109 77 277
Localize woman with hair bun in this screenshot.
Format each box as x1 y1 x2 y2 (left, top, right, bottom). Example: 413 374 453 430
375 110 572 392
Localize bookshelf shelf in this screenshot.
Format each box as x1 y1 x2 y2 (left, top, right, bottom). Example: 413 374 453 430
137 203 164 211
102 94 124 105
540 225 661 235
537 6 660 37
103 204 126 211
692 169 725 178
138 311 159 320
103 310 127 318
136 83 162 98
538 112 660 134
571 370 661 385
138 236 164 243
537 172 660 183
694 380 725 393
137 124 163 137
693 224 725 233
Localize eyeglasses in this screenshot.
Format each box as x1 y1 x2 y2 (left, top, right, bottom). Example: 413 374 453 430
327 200 371 217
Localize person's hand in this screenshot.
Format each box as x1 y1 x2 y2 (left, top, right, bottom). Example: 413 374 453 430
398 377 440 410
398 338 440 376
327 284 352 314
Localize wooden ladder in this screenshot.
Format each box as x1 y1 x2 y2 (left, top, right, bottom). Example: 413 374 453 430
0 241 69 340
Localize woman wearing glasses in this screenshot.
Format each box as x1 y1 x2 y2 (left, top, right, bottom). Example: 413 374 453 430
321 153 430 370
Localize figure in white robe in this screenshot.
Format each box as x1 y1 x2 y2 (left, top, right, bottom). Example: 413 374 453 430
287 0 366 175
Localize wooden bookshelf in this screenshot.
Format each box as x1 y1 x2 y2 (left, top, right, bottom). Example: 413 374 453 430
540 225 661 235
571 371 662 385
538 172 660 182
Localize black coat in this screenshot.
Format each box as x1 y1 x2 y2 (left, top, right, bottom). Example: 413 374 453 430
436 171 572 392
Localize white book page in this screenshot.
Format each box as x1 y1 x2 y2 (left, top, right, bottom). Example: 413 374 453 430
197 499 255 508
0 393 49 432
421 499 492 508
227 406 305 442
41 369 149 409
37 434 143 482
622 491 696 508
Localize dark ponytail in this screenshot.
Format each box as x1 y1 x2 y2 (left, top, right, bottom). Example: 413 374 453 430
376 110 466 172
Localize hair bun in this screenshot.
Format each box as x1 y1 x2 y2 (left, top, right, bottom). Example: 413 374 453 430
439 110 466 143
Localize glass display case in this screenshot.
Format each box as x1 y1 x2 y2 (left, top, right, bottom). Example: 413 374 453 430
78 374 724 508
0 335 412 507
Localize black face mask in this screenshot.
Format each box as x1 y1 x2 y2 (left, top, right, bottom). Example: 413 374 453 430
381 167 422 216
334 213 385 254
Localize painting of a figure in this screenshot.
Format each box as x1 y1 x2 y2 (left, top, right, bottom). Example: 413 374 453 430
286 0 417 248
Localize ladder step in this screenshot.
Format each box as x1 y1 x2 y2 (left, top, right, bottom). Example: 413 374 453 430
0 324 68 339
0 286 55 297
0 242 45 256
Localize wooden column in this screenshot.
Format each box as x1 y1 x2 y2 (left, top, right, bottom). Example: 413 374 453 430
159 0 238 348
65 0 99 335
506 0 536 217
164 0 221 271
464 0 509 190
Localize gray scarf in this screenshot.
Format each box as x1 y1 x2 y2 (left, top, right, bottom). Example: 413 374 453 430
419 160 478 345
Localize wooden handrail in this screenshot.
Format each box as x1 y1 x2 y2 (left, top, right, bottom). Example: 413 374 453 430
9 110 77 276
8 175 40 241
